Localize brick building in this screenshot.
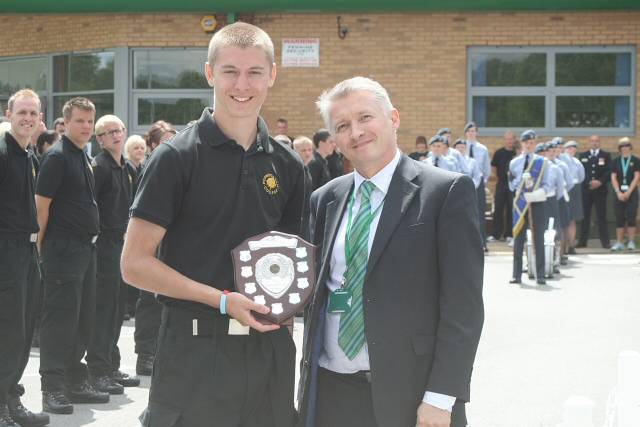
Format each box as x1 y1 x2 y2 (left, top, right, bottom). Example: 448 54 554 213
1 2 638 224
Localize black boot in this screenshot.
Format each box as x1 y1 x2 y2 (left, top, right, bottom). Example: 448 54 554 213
42 391 73 415
8 395 49 427
110 370 140 387
0 404 19 427
91 375 124 395
67 381 109 404
136 353 154 376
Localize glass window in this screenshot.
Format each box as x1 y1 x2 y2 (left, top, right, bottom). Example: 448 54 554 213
53 52 114 92
137 97 209 126
473 96 545 128
470 52 546 87
134 50 208 89
556 53 631 86
556 96 630 128
0 57 47 95
53 94 114 120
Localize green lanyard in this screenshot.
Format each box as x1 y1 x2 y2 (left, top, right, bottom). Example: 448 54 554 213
620 156 631 185
344 183 385 265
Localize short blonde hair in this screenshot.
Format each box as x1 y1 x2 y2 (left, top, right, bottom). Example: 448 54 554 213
124 135 147 159
7 89 41 113
207 22 274 68
95 114 125 135
293 136 313 149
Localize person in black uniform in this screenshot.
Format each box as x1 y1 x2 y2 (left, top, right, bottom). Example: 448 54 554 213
326 150 344 179
121 22 305 427
490 130 517 242
35 97 109 415
308 129 334 192
86 115 140 395
0 89 50 427
610 137 639 251
577 135 612 248
408 135 428 161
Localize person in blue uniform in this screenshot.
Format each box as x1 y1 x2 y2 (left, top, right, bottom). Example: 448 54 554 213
453 138 482 189
509 130 552 285
464 122 491 251
425 135 459 172
562 141 585 254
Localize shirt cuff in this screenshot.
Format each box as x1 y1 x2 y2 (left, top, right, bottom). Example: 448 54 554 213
422 391 456 412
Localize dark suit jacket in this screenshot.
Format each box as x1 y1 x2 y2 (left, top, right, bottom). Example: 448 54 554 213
579 149 612 193
297 155 484 427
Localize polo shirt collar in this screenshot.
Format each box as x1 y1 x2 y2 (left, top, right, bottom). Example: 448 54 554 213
4 132 28 156
61 135 84 153
197 108 273 154
104 152 125 169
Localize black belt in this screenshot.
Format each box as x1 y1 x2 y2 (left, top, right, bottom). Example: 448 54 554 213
162 305 242 337
320 367 372 383
0 232 38 243
46 230 98 244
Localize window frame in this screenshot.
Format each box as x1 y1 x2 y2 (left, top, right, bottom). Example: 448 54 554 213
467 45 636 136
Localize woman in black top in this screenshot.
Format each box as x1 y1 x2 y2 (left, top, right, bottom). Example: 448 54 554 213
611 137 640 251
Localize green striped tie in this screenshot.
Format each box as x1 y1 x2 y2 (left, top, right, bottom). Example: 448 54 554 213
339 180 375 360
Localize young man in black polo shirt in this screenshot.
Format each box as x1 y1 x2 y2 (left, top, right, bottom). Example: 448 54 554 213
35 97 109 415
86 115 139 395
122 22 305 427
490 130 517 242
0 89 50 427
308 129 334 192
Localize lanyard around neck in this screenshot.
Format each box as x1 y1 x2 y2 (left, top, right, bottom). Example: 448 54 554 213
344 183 385 264
621 156 631 184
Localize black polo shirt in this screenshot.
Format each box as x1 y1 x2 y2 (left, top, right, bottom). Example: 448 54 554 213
491 147 516 190
36 136 100 237
0 133 39 234
409 151 428 161
307 151 331 192
93 151 136 235
326 151 344 179
131 108 306 313
612 154 640 191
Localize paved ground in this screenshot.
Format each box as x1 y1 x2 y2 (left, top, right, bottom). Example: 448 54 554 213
18 247 640 427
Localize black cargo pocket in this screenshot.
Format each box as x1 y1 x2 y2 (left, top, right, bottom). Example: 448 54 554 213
141 402 182 427
44 273 79 310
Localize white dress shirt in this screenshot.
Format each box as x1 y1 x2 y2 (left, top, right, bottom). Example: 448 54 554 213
318 149 456 412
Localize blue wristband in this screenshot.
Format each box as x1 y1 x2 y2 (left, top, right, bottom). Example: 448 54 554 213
219 293 228 315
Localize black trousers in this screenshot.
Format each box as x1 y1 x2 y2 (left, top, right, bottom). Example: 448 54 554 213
86 234 124 376
141 306 295 427
513 202 546 280
111 279 128 371
134 290 162 356
315 368 378 427
39 234 97 391
579 189 610 247
492 187 513 239
0 236 41 404
476 181 486 243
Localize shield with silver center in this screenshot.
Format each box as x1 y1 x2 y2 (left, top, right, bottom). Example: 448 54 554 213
231 231 317 324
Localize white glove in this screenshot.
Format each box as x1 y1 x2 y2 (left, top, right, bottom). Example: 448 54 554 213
524 188 546 203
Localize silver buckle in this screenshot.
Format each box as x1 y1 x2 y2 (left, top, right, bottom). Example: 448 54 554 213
192 319 198 336
91 235 98 244
29 233 38 243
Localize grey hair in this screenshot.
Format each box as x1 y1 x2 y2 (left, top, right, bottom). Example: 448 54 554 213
316 76 393 133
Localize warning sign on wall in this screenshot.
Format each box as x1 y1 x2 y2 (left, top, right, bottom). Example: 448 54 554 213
282 38 320 68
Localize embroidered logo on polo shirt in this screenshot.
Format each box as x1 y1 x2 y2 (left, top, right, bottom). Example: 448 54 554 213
262 173 279 195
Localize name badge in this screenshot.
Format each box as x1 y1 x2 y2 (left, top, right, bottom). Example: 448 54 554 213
328 288 352 313
598 158 605 166
620 184 629 192
581 158 588 162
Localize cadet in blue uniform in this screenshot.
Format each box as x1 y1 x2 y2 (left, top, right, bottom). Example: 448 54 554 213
121 23 305 427
425 135 459 172
542 142 565 274
562 141 585 254
464 122 491 250
509 130 552 285
550 139 572 263
0 89 50 427
453 138 482 189
437 128 470 175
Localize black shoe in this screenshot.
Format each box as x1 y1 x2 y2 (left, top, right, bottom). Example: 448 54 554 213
0 404 20 427
110 370 140 387
576 242 587 248
8 395 49 427
560 256 568 266
602 243 611 249
42 391 73 415
136 354 154 376
67 381 109 404
568 247 577 255
537 278 547 285
91 375 124 395
509 278 521 284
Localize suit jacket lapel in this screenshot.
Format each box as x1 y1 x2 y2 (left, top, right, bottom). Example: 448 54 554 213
366 156 419 278
318 177 353 284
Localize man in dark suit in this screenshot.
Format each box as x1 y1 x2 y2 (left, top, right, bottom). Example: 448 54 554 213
577 135 612 248
297 77 484 427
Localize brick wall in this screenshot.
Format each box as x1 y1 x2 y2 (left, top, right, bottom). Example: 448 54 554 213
1 11 638 156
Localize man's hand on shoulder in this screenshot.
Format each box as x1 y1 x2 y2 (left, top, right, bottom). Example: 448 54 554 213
415 402 451 427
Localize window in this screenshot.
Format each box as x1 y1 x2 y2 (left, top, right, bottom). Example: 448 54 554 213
0 56 48 115
52 51 115 119
132 49 211 133
467 46 635 135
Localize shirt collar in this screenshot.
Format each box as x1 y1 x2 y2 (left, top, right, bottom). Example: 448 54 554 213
102 151 125 169
4 132 28 156
61 135 84 153
197 108 273 154
352 149 401 197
